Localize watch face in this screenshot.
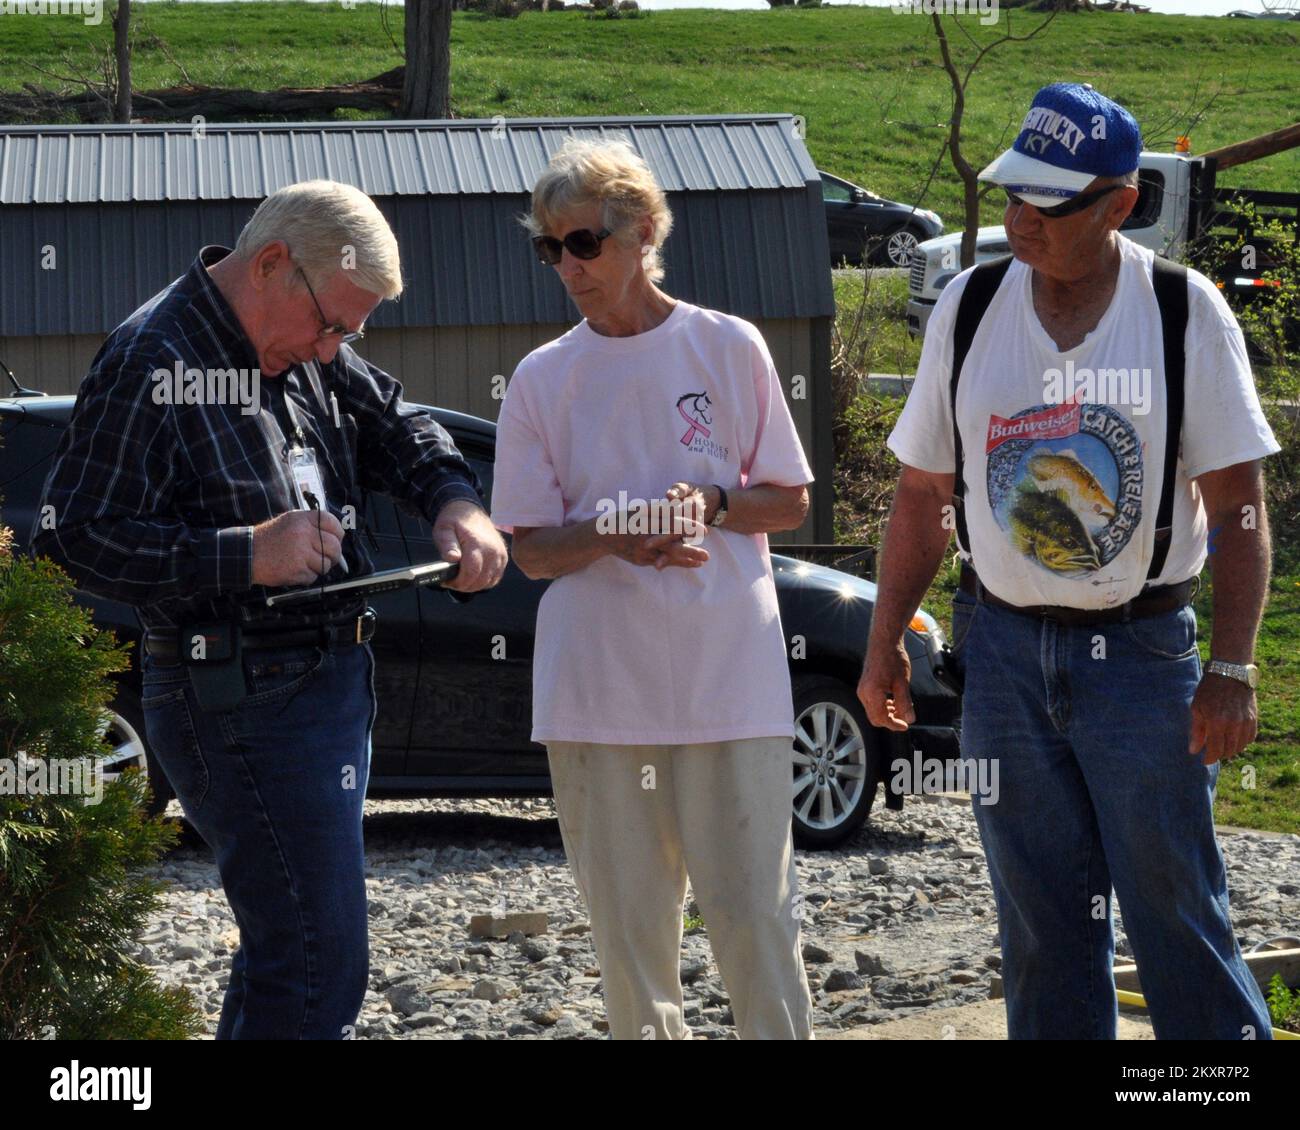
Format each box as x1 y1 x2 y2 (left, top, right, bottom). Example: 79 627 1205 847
1247 665 1260 689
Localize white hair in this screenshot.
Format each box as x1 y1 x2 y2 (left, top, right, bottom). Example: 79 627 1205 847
235 179 403 298
523 136 673 284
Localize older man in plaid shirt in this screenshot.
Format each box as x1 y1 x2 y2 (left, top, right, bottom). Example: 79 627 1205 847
33 179 507 1040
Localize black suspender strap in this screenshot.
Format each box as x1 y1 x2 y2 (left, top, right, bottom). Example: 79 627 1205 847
1147 256 1188 582
949 255 1014 557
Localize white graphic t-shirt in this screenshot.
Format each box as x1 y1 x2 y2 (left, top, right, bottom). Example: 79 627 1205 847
491 300 814 744
889 236 1279 609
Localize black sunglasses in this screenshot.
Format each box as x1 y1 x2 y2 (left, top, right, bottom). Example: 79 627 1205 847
1004 183 1125 219
532 227 612 266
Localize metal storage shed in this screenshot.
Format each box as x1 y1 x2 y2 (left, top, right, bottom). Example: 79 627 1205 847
0 115 836 541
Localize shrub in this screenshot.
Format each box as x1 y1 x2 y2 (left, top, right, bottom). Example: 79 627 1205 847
0 516 200 1039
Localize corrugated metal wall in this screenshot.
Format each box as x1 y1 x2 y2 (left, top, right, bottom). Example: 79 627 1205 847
0 189 831 336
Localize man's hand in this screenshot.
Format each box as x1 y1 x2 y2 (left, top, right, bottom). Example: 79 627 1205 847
252 510 346 588
857 642 915 732
433 500 508 592
1189 674 1258 765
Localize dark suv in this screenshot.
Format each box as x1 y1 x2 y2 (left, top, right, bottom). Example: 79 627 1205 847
1 390 962 848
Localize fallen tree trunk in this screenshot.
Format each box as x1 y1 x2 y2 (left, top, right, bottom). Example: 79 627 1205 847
0 68 405 125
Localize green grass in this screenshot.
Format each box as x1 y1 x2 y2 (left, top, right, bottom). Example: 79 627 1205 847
1 4 1297 228
831 270 922 377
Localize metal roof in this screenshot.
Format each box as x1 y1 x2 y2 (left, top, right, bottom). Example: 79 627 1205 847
0 116 834 333
0 115 818 205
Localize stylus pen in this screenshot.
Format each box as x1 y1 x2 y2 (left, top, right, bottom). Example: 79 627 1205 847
304 491 349 575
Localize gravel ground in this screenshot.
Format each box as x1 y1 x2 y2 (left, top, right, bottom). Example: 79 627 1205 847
134 795 1300 1040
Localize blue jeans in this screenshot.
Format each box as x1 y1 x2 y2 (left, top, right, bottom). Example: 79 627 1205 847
950 588 1272 1040
141 641 376 1040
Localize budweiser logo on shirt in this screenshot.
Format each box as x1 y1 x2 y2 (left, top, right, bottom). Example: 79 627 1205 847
986 399 1081 454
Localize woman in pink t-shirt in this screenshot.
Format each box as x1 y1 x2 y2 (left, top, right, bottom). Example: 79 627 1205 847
490 137 815 1040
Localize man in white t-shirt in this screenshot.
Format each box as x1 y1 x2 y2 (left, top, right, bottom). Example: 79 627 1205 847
858 83 1278 1039
492 138 815 1039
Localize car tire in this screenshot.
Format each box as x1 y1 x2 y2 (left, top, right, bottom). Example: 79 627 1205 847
790 675 882 850
875 224 923 268
103 690 174 818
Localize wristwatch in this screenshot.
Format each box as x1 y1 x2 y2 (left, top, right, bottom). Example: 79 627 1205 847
709 484 729 527
1205 660 1260 689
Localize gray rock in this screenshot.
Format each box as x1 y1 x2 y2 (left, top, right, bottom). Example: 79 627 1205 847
524 1003 563 1026
404 1011 444 1029
801 942 834 964
385 983 432 1016
471 979 510 1003
519 937 554 962
854 951 891 977
823 969 864 992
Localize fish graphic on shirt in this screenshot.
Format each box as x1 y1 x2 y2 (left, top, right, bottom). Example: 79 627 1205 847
1009 483 1102 576
1025 449 1117 532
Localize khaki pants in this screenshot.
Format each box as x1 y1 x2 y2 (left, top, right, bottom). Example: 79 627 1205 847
547 737 814 1040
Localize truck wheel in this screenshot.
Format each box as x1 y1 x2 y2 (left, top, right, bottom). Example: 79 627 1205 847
791 675 881 849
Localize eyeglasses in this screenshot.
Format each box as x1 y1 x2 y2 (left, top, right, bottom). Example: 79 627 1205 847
531 228 612 266
296 267 365 344
1003 183 1125 219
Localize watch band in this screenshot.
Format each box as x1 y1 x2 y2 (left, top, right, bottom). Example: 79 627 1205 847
709 484 729 527
1206 660 1259 689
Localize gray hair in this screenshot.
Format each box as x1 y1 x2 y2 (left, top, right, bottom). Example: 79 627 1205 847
523 137 673 284
235 179 403 299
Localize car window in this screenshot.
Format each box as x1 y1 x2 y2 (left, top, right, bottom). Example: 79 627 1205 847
821 175 853 203
1122 170 1165 231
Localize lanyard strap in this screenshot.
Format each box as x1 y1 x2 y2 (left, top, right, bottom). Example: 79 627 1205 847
281 376 308 446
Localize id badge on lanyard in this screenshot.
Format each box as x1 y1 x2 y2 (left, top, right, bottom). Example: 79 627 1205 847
282 375 349 574
288 444 328 513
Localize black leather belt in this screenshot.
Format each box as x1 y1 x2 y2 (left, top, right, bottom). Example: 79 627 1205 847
958 563 1197 626
145 607 377 663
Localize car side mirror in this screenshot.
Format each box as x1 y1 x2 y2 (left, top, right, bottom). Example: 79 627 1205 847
851 189 868 203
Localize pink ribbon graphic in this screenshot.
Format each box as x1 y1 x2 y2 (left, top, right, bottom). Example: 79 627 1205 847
679 401 711 447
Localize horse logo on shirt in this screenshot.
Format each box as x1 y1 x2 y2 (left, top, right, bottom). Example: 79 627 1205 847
676 391 730 463
677 392 712 446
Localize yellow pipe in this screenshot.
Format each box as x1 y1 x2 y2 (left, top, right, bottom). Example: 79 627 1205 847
1116 988 1300 1040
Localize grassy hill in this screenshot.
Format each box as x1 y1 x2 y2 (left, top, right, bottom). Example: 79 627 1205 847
1 3 1296 227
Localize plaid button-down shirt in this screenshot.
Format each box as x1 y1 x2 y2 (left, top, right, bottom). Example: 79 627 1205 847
32 246 485 631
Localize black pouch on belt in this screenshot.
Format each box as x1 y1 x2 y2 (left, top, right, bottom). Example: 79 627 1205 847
933 644 965 695
179 621 246 713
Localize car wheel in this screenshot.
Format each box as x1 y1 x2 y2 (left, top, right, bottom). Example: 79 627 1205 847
876 225 922 268
101 692 174 818
790 675 880 850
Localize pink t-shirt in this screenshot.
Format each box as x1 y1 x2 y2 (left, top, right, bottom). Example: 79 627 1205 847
491 299 814 745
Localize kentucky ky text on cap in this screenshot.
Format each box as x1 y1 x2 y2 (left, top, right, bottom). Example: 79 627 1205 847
978 83 1142 209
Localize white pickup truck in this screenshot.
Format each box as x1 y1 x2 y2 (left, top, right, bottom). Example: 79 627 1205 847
904 148 1291 339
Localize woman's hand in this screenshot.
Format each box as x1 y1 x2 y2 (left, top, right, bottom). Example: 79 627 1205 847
664 481 719 528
